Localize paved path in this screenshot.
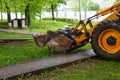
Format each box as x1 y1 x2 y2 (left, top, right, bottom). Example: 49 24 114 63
0 28 40 35
0 49 95 79
0 38 32 43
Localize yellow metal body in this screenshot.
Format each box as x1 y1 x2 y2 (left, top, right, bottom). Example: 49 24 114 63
71 3 120 48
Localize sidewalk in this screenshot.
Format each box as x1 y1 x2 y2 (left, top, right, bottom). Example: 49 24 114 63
0 28 40 35
0 49 95 79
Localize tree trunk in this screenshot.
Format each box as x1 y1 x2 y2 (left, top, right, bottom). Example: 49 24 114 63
7 11 11 22
0 12 3 20
56 11 58 18
79 0 81 20
51 4 55 21
65 11 66 18
21 13 22 19
25 4 30 27
74 11 77 18
84 8 87 18
39 13 42 21
28 14 30 27
6 6 11 22
15 12 17 19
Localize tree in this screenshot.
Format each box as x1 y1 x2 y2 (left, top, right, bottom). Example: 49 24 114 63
0 0 26 22
0 0 47 26
0 0 12 22
100 0 115 9
0 0 4 20
47 0 66 21
87 2 100 11
5 0 11 22
73 0 100 11
10 0 25 19
29 0 46 21
72 0 100 18
114 0 120 3
23 0 47 26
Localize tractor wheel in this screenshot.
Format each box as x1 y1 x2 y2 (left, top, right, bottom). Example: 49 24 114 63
91 20 120 60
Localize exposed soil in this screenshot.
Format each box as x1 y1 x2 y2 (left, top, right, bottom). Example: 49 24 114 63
0 40 30 46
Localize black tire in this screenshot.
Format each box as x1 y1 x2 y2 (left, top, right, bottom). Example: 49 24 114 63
91 20 120 60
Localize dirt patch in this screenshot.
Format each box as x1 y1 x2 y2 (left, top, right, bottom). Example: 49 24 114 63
0 40 30 46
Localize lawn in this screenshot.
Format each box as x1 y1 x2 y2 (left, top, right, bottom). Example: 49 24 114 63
0 31 55 67
24 58 120 80
1 18 119 80
1 20 118 80
0 19 75 33
0 31 91 67
0 20 91 77
0 40 55 67
29 20 74 32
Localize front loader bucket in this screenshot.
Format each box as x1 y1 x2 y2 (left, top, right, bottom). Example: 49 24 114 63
33 33 63 52
47 31 74 50
33 31 74 52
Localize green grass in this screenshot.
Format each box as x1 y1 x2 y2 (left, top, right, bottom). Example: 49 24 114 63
29 20 74 32
0 20 91 67
0 19 74 32
0 31 91 67
0 31 54 66
24 59 120 80
0 40 91 67
0 19 97 33
72 43 91 52
1 19 117 80
0 31 32 38
0 40 55 67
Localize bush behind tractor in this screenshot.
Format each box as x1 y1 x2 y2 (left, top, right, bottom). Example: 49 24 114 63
33 3 120 60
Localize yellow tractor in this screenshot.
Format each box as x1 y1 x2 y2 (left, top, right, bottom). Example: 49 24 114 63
33 3 120 60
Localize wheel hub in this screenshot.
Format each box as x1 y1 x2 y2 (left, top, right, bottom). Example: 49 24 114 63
98 29 120 54
106 36 116 46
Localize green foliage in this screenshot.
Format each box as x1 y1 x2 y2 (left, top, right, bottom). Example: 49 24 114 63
87 2 100 11
73 0 100 11
0 0 47 18
0 0 6 12
46 0 66 11
114 0 120 4
0 0 67 22
28 0 47 18
46 0 66 21
0 0 25 13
